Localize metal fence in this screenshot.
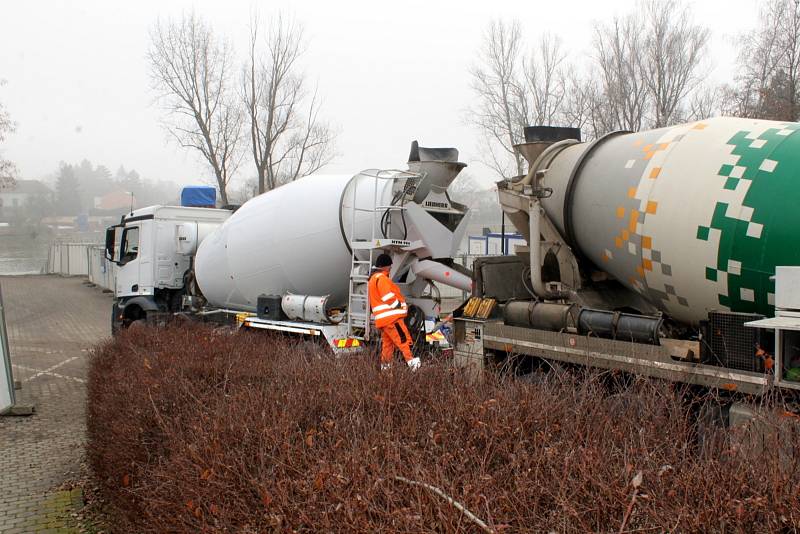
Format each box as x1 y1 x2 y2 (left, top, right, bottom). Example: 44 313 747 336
46 242 92 276
87 245 116 291
46 242 116 292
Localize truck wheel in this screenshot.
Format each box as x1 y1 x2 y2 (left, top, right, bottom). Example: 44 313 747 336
128 318 147 331
111 303 122 336
145 311 169 329
117 304 146 332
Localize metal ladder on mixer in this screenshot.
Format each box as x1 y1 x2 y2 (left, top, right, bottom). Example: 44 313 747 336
345 169 419 341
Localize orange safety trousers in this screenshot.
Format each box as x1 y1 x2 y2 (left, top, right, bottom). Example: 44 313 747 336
380 320 413 364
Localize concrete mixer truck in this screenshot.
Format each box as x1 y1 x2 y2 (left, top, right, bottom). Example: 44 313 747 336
453 116 800 404
104 142 473 353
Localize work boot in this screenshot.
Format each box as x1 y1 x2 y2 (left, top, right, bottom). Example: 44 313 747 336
380 362 392 371
407 357 421 371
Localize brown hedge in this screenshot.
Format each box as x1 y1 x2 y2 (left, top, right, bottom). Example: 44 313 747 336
87 323 800 533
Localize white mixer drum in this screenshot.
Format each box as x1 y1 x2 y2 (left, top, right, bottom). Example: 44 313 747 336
195 172 400 311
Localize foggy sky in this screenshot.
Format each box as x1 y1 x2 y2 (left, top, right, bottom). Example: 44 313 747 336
0 0 759 189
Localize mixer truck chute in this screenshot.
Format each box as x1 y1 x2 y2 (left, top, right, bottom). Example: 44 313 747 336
454 117 800 399
107 143 473 354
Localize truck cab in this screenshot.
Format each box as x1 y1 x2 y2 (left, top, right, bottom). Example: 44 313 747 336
105 205 231 329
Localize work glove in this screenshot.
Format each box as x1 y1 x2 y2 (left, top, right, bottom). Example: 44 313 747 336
407 357 421 371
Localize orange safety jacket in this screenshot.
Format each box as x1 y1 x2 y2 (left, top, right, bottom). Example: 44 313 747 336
368 269 408 328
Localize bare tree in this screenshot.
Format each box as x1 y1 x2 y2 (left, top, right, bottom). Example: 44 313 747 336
566 0 709 138
148 12 242 205
0 79 16 190
470 22 573 179
471 4 710 162
242 13 336 194
559 72 594 139
725 0 800 121
641 0 710 127
686 85 720 121
515 35 568 131
593 15 649 133
229 176 259 204
722 12 780 118
469 20 526 179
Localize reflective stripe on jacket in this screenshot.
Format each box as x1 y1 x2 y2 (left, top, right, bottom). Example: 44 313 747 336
368 270 408 328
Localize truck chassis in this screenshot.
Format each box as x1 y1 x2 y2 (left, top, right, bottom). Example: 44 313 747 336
455 318 770 395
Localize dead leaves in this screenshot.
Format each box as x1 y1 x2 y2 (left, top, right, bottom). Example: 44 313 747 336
187 497 204 518
631 470 643 489
427 428 443 445
91 324 800 532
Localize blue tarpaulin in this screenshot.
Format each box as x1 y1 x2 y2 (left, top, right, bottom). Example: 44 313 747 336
181 186 216 207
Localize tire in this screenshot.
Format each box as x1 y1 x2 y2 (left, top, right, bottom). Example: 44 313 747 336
111 303 122 336
128 318 147 331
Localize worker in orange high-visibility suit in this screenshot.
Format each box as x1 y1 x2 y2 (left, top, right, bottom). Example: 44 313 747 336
368 253 421 370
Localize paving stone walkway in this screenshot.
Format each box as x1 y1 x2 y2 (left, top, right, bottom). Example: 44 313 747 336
0 275 110 533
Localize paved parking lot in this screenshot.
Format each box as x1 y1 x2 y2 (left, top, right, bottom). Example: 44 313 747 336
0 275 110 533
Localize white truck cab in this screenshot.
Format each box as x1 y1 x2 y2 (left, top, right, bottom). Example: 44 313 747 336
105 205 231 329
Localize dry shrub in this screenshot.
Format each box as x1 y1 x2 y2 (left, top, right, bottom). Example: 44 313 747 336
87 323 800 533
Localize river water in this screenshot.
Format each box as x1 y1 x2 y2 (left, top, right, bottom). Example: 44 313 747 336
0 232 51 275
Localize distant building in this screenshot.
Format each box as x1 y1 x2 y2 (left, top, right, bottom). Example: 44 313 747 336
468 231 526 256
94 190 135 211
0 180 54 221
